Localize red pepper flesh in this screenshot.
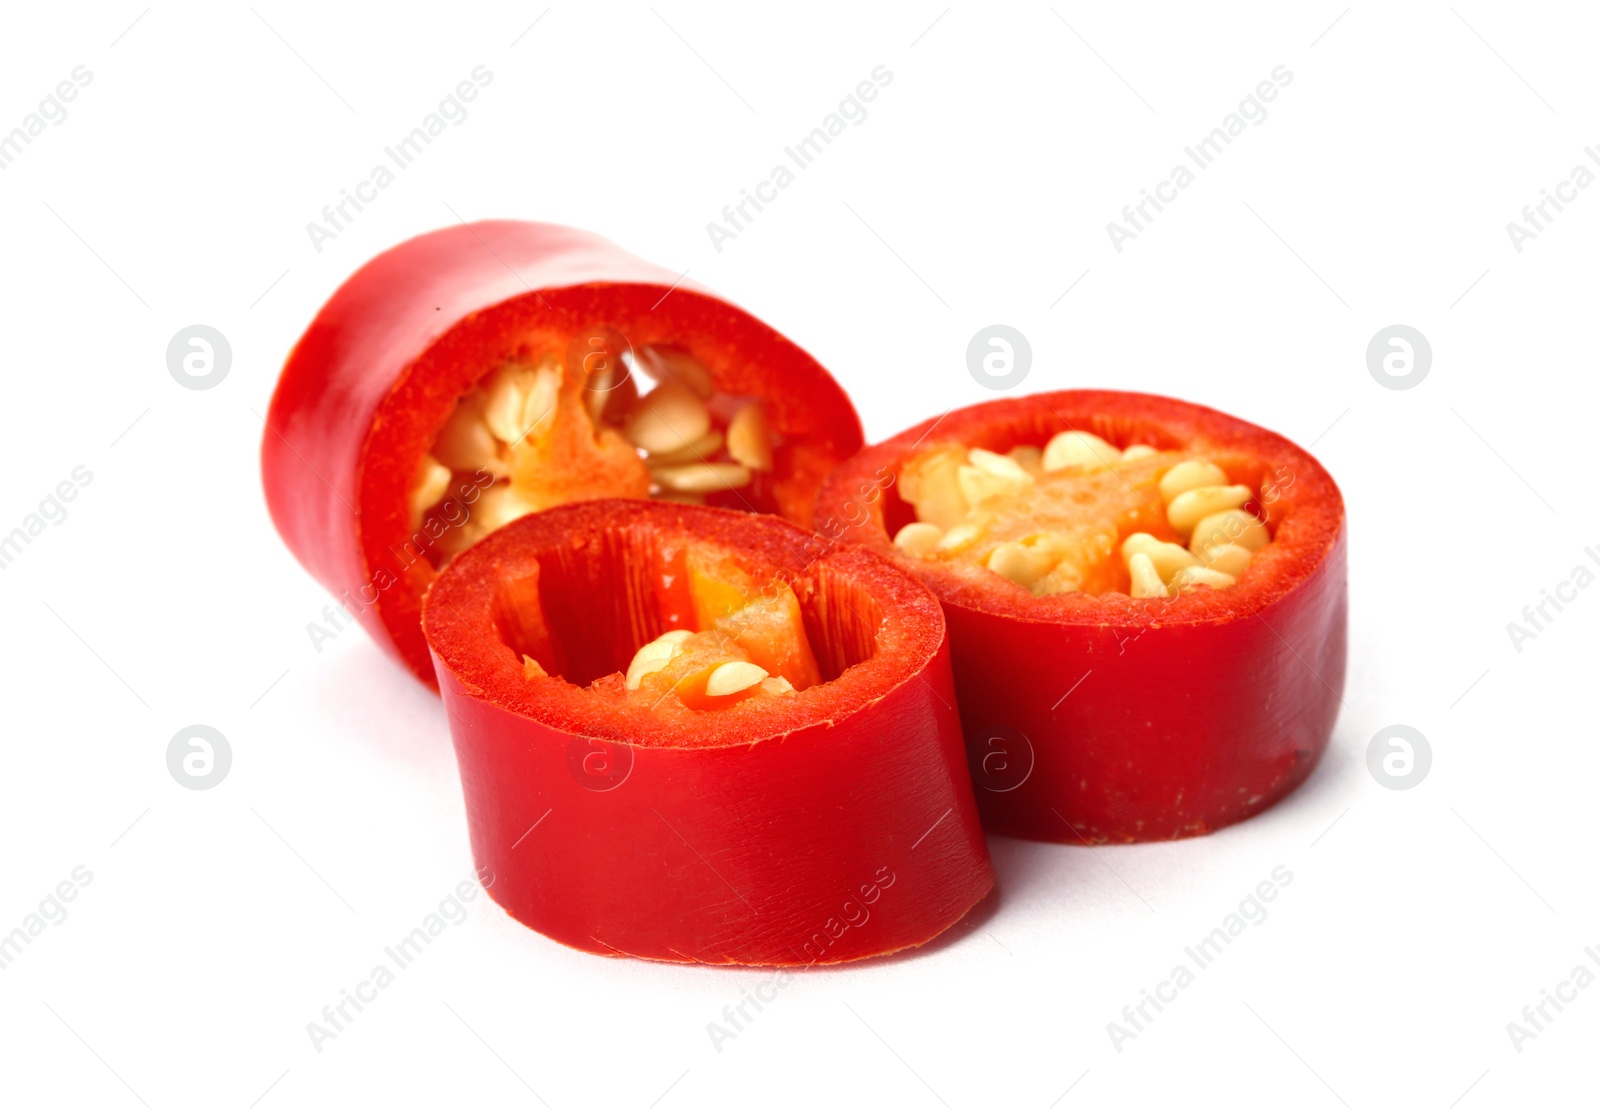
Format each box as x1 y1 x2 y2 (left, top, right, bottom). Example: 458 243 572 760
421 500 994 964
261 221 862 685
815 390 1348 844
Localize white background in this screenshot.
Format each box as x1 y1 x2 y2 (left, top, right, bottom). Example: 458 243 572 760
0 2 1593 1112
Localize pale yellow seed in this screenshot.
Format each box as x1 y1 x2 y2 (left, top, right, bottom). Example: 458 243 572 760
1042 430 1118 472
651 629 693 649
473 484 541 533
1167 484 1252 536
705 660 769 697
1128 552 1167 599
625 654 672 690
1170 565 1236 592
646 429 724 467
1189 509 1271 561
957 465 1029 509
409 455 452 527
433 395 506 475
518 365 561 440
1204 544 1254 577
624 630 692 690
1159 459 1229 504
1031 563 1085 596
758 675 796 696
1121 444 1158 461
727 403 774 471
893 522 944 557
583 355 628 425
988 535 1070 589
638 345 716 399
651 461 752 494
1120 532 1199 582
1007 445 1044 477
624 381 712 454
939 523 982 553
968 447 1033 482
480 366 540 445
898 446 970 530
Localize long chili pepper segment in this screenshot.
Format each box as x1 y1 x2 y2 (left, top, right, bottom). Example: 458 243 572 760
421 500 993 966
262 221 862 686
816 390 1347 845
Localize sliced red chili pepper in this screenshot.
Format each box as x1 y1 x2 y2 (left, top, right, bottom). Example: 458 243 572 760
815 390 1347 844
421 499 994 965
261 221 862 685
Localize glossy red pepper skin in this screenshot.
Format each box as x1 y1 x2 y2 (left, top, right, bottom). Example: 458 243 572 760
422 500 994 965
261 221 862 685
814 391 1348 844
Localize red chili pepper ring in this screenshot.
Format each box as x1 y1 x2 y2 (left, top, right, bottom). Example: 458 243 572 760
262 221 862 685
816 390 1348 844
422 500 993 965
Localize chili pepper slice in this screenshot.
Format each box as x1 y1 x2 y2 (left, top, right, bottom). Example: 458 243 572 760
261 221 862 685
815 390 1347 844
421 499 993 965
